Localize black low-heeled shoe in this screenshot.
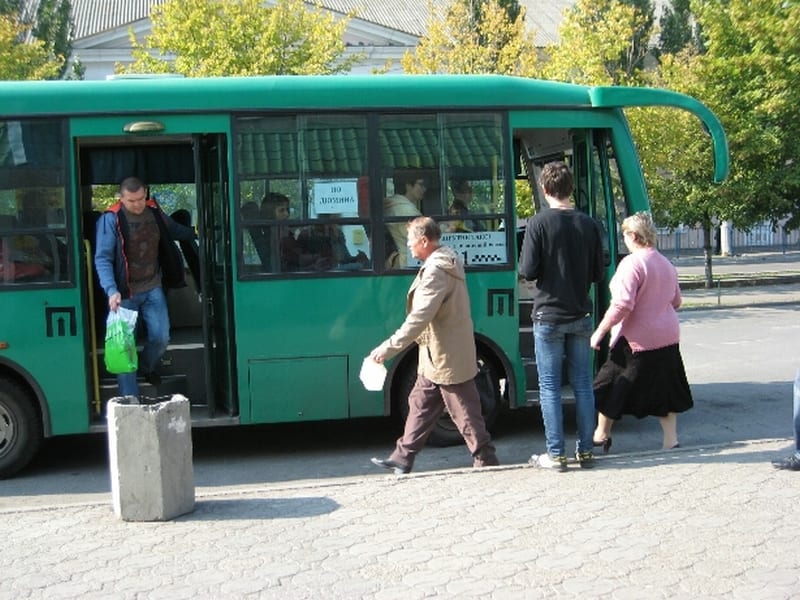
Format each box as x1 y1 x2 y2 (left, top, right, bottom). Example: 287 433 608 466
593 437 612 453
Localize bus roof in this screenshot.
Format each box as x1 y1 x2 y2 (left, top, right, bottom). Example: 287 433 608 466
0 74 728 182
1 75 596 115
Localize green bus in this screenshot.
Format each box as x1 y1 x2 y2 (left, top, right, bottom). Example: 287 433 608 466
0 75 728 478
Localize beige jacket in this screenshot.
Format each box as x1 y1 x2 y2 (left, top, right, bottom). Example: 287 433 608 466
378 246 477 385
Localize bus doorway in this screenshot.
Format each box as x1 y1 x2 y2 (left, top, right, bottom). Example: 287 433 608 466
75 128 235 426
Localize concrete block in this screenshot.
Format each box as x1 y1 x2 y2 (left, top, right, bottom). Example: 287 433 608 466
107 394 195 521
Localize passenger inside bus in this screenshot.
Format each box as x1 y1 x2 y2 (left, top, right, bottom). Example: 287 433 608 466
296 215 369 271
0 189 67 283
383 169 424 268
260 192 307 272
446 178 485 233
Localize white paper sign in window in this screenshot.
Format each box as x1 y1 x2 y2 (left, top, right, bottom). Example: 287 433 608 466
407 231 508 267
311 179 358 215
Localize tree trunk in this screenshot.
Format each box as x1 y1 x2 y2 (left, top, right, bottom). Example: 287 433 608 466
702 224 715 289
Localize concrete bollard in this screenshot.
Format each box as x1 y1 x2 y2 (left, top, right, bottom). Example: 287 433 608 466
107 394 195 521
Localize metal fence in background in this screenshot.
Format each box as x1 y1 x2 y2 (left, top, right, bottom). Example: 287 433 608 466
656 224 800 258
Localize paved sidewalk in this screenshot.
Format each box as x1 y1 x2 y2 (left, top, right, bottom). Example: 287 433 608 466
3 249 799 599
3 439 798 599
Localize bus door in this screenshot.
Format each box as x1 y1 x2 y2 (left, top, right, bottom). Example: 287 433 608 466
72 114 233 422
194 133 235 418
511 112 620 403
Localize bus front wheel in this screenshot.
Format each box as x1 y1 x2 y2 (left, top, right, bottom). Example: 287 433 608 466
0 379 43 479
395 350 501 448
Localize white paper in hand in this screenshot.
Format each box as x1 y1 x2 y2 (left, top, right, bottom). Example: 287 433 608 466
359 356 387 391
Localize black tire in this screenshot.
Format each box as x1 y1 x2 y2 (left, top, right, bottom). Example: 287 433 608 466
0 379 43 479
395 349 501 448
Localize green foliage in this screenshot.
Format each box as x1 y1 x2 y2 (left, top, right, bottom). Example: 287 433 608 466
0 0 70 80
119 0 362 77
514 179 533 219
0 14 62 79
541 0 654 85
32 0 73 78
0 1 22 14
657 0 702 55
644 0 800 232
401 0 538 76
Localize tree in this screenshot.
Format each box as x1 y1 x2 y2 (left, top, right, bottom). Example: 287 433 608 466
0 0 71 80
637 0 799 277
119 0 362 77
0 14 62 79
540 0 654 85
401 0 538 77
657 0 702 56
32 0 73 78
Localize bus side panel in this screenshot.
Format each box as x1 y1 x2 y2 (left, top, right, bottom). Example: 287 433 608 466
1 288 91 435
232 276 405 423
231 268 521 423
466 270 523 405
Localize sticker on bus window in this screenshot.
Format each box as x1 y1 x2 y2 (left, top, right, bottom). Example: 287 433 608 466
407 231 508 267
309 179 359 216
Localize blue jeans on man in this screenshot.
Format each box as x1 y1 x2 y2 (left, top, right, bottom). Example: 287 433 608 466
533 314 595 458
116 286 170 397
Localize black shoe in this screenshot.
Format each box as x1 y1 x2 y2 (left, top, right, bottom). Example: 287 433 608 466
772 454 800 471
370 457 411 474
593 437 612 453
143 372 161 387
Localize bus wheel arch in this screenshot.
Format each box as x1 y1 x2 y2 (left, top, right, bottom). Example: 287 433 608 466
0 375 44 479
390 341 503 448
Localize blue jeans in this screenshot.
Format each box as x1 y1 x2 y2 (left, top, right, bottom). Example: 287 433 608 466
534 315 596 457
116 287 170 397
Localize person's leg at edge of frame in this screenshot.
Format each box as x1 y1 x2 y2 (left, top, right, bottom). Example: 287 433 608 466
772 368 800 470
793 368 800 455
117 372 139 397
531 321 567 470
117 295 143 398
440 380 498 467
386 375 446 473
565 316 597 466
138 286 170 381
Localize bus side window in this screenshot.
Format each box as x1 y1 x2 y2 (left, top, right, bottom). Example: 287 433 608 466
296 220 369 271
241 201 270 269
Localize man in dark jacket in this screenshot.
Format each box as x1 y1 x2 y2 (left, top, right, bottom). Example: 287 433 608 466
95 176 196 397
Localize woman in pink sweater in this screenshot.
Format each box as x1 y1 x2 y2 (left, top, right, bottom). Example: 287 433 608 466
589 212 693 451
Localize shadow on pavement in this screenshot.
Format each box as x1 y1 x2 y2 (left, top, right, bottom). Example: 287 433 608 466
184 496 341 521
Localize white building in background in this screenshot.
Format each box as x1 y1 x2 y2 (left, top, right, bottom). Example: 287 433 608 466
64 0 575 80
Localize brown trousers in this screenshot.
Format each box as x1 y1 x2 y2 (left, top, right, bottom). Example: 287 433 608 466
390 374 494 469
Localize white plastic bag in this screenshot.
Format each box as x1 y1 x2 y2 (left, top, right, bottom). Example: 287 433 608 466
359 356 387 391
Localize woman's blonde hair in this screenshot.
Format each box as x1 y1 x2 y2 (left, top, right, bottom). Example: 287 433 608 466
622 212 657 247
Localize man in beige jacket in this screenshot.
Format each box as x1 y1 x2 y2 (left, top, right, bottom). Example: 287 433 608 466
369 216 499 474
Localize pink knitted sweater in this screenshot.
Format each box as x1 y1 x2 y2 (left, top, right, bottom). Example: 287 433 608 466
605 247 682 352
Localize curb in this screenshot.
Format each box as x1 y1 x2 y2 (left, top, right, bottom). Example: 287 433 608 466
680 274 800 290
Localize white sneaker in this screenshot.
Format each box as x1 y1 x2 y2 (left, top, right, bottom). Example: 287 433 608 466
528 453 568 472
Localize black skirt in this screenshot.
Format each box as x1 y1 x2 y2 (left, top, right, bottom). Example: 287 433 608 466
594 337 693 420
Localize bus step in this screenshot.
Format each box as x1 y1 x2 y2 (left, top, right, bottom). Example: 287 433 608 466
98 373 189 403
